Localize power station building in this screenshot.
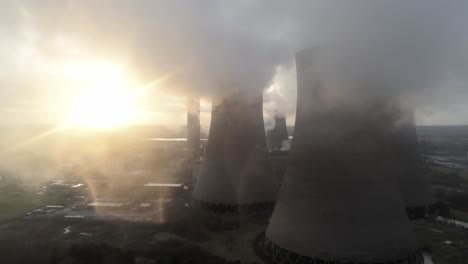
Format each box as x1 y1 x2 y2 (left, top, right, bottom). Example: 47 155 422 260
192 92 278 215
263 48 421 264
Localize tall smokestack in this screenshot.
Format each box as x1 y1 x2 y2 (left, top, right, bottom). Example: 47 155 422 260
187 97 201 159
393 110 433 219
262 48 419 263
192 92 277 215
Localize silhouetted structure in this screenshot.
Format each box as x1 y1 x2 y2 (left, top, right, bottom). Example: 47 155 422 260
267 115 289 150
263 48 420 264
393 110 434 219
187 97 201 158
192 92 278 215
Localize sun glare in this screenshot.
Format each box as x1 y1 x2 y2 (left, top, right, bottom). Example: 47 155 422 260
65 62 142 129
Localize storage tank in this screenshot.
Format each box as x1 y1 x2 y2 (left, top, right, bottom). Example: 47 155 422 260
192 92 278 215
263 48 420 263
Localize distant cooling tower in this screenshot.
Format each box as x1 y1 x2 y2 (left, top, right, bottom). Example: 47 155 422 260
267 115 289 150
192 93 277 215
187 97 201 158
393 110 433 219
263 48 420 263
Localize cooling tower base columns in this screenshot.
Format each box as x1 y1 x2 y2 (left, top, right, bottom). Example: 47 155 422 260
192 199 275 229
406 205 438 220
259 236 424 264
192 199 275 216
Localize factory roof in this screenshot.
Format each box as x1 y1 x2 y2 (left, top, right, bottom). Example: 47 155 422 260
144 183 184 188
87 202 125 207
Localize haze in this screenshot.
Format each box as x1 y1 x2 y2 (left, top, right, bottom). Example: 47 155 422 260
0 0 467 128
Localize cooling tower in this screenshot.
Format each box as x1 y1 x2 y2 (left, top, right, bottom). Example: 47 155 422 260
263 48 420 263
187 97 201 158
267 115 289 150
393 109 433 219
192 92 277 215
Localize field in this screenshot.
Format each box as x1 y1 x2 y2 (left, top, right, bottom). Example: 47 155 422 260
415 219 468 264
0 188 54 221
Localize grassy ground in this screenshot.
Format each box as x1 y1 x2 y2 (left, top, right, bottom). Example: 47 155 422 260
0 214 238 264
0 191 54 221
449 208 468 222
415 219 468 264
0 212 467 264
199 221 263 263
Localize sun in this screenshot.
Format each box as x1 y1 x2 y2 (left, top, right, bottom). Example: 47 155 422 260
65 62 142 129
69 87 138 129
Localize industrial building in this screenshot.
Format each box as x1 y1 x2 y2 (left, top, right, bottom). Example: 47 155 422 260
143 182 185 199
263 48 421 264
192 92 278 215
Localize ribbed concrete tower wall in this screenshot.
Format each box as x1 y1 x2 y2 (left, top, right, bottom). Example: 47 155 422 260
264 48 418 263
393 109 433 217
187 97 201 158
193 93 278 213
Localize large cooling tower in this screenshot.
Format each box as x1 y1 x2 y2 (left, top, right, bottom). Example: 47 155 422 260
393 110 433 218
192 92 277 215
263 48 419 263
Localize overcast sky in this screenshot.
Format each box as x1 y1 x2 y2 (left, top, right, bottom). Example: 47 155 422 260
0 0 467 126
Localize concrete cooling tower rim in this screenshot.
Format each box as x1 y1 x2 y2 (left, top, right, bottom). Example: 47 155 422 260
260 236 424 264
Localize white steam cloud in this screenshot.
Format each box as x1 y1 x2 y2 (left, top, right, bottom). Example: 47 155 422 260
0 0 467 124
